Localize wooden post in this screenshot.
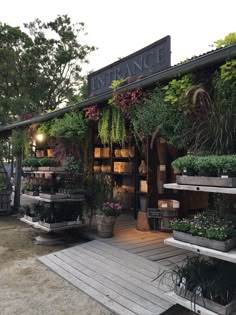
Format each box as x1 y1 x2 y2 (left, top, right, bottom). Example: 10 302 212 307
14 152 22 211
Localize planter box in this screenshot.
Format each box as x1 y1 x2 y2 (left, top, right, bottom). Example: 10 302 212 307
176 175 236 187
175 285 236 315
24 215 39 222
38 167 65 172
39 193 68 200
38 221 67 229
173 230 236 252
24 190 39 196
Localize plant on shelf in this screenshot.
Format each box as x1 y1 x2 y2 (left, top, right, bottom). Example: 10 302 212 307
171 212 236 241
39 157 59 167
22 157 40 168
171 155 196 175
155 256 236 313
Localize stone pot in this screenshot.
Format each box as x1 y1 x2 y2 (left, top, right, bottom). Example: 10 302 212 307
96 215 117 238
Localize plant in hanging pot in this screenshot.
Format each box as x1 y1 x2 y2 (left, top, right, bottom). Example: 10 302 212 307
96 200 123 238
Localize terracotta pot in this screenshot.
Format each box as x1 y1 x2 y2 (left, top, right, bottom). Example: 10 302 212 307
36 150 44 158
96 215 117 237
114 149 121 157
120 149 129 157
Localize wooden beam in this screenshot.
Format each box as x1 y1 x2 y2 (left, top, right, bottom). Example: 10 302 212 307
13 152 22 211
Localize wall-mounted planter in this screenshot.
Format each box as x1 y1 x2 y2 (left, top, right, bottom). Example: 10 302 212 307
175 285 236 315
176 175 236 187
173 230 236 252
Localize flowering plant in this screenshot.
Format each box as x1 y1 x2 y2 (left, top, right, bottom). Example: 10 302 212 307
84 105 100 121
97 201 123 217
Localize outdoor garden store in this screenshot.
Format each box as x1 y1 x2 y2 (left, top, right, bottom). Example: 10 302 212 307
1 35 236 314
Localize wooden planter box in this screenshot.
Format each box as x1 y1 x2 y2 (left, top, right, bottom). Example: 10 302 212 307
24 190 39 196
38 221 67 229
176 175 236 187
175 285 236 315
24 215 39 222
173 230 236 252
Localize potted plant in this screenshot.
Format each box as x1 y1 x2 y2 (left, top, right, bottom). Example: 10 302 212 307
155 256 236 315
38 157 59 171
171 212 236 252
96 200 123 237
22 157 40 171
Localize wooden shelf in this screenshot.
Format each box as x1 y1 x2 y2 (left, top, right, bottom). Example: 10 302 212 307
164 183 236 194
164 237 236 263
112 172 134 176
20 217 82 232
165 291 219 315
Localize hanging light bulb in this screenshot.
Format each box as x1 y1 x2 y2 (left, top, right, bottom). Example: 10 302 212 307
36 133 44 142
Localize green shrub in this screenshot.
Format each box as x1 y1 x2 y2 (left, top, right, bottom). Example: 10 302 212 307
39 157 58 167
171 155 196 174
22 157 40 167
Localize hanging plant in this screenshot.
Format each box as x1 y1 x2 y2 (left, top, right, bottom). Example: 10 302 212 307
98 107 110 145
84 105 100 121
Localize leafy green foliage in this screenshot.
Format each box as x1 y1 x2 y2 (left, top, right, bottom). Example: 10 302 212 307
12 129 27 155
129 86 189 149
172 155 236 176
39 157 58 167
214 32 236 48
171 212 236 241
162 75 192 106
50 111 88 142
65 157 83 173
220 59 236 81
22 157 40 167
0 15 96 124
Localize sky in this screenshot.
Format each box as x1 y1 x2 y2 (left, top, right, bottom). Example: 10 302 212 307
0 0 235 75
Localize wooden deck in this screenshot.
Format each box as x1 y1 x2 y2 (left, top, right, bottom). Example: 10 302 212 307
39 240 176 315
78 214 196 267
39 215 196 315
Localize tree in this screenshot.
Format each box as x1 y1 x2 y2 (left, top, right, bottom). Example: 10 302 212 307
0 15 96 125
214 32 236 48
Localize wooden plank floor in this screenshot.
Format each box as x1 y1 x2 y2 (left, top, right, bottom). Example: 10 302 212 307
39 240 175 315
78 214 196 267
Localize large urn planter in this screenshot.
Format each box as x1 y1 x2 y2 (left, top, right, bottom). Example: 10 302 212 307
176 175 236 187
173 230 236 252
175 285 236 315
96 215 117 238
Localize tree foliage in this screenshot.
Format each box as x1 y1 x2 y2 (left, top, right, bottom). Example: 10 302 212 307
0 15 95 125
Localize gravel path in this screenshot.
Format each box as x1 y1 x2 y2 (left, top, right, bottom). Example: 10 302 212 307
0 215 112 315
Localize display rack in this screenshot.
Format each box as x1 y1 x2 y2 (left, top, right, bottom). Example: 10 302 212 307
163 182 236 315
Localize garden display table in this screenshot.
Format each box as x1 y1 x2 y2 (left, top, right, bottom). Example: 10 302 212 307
163 182 236 315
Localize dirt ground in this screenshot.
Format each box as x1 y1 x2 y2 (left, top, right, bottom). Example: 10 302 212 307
0 215 112 315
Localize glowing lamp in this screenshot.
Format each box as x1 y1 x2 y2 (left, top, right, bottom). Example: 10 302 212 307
36 133 44 142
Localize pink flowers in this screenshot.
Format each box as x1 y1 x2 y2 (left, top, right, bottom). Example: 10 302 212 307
84 105 100 121
100 201 123 217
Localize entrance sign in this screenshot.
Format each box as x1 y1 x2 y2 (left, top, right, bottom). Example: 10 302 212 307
88 35 171 97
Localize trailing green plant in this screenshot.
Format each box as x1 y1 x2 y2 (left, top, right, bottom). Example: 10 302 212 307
171 212 236 241
129 86 190 149
49 111 88 142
